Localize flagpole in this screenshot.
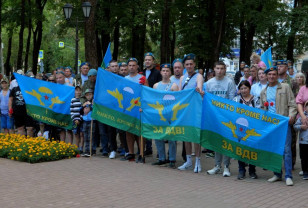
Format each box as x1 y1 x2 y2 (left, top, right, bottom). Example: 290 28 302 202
89 119 93 157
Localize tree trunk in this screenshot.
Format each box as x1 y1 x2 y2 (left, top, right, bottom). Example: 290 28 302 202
160 0 171 63
286 1 299 61
84 0 98 69
24 0 32 71
170 22 176 62
24 20 32 71
99 1 110 58
239 1 263 65
96 30 102 66
17 0 26 69
4 30 13 76
213 0 225 63
31 0 47 75
113 23 119 60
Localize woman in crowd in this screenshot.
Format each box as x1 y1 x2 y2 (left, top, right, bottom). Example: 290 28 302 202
251 68 267 108
233 80 258 180
248 65 259 85
294 72 306 98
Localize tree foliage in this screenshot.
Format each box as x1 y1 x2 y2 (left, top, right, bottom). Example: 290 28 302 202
1 0 308 74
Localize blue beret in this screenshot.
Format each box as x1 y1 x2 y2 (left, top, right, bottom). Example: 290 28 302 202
172 58 183 67
80 62 91 68
119 62 127 67
160 63 171 69
88 69 97 77
182 53 196 63
144 52 155 59
276 60 287 66
127 58 138 64
264 66 277 74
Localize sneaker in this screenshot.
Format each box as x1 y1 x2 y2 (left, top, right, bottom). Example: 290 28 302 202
117 147 123 153
168 161 176 169
109 151 116 159
91 150 96 156
249 172 258 179
191 152 195 156
207 165 221 175
194 163 201 173
102 152 109 157
136 155 145 163
81 153 86 157
303 173 308 180
152 160 166 166
223 166 231 177
178 162 193 170
84 152 91 157
267 175 282 183
120 154 135 161
205 152 215 158
237 172 245 180
286 178 293 186
299 171 304 176
119 149 126 156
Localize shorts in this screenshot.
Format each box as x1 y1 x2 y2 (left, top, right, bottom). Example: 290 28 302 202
14 114 36 128
1 114 14 129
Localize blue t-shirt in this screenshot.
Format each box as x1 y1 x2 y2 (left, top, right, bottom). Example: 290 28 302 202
267 85 277 113
125 74 143 83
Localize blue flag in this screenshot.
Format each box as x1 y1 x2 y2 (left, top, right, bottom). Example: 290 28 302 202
261 47 273 69
201 93 289 172
101 42 112 69
141 88 202 142
14 73 75 129
92 69 142 135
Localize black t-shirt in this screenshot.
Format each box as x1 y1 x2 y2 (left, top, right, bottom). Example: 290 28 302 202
9 86 27 116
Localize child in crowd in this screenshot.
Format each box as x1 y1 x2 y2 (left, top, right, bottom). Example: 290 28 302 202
81 89 95 157
70 85 83 153
294 100 308 180
0 77 14 134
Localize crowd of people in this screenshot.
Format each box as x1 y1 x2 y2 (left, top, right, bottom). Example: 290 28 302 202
2 51 308 187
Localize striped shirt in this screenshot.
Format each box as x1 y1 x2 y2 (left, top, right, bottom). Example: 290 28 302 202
70 97 82 121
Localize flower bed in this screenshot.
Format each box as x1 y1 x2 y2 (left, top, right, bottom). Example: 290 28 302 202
0 134 79 163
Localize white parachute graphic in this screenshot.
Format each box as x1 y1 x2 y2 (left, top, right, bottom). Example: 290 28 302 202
235 117 249 141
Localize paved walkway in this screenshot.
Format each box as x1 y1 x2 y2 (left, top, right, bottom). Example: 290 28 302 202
1 142 308 208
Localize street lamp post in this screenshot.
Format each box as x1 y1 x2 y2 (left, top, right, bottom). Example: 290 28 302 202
63 2 92 74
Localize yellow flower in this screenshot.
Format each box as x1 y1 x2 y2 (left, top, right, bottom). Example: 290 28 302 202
11 157 14 160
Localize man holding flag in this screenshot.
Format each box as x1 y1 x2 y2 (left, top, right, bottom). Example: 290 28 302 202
122 58 148 162
260 66 297 186
142 52 162 156
178 53 204 173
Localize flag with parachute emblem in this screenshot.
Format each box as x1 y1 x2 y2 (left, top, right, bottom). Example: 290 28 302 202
92 69 142 135
200 93 289 172
261 47 273 69
14 73 75 130
141 88 202 142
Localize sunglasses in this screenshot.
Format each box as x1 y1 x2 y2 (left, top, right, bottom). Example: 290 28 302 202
48 79 56 82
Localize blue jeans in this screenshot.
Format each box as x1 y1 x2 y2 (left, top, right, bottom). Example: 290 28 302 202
1 114 14 129
274 126 292 179
215 152 230 167
82 121 96 153
155 140 176 161
98 122 109 154
238 160 256 174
